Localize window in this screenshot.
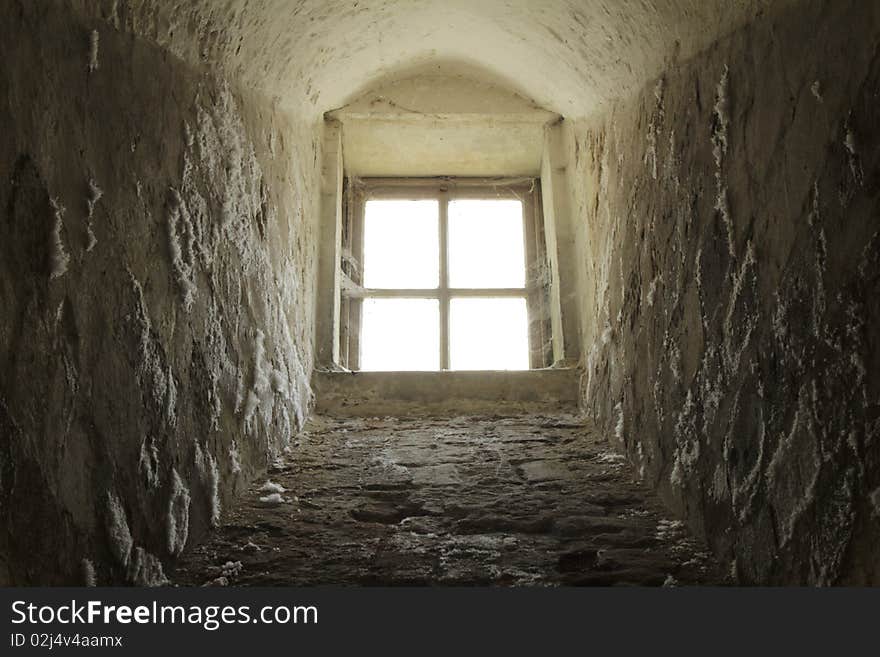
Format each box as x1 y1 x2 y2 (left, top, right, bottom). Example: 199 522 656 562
339 179 551 371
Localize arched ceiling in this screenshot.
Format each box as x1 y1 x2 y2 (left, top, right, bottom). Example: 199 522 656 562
86 0 789 118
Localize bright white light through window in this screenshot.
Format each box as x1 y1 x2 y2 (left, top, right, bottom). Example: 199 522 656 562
363 200 439 289
448 199 525 288
449 297 529 370
356 189 534 371
360 298 440 371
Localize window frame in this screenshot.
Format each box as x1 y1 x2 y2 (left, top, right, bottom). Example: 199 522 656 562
340 177 551 371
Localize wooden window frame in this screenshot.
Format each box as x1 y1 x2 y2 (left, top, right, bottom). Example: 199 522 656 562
340 177 551 371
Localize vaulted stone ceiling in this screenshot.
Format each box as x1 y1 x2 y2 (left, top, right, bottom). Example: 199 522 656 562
80 0 788 117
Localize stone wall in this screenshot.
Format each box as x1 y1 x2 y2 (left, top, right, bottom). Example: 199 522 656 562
573 0 880 584
0 1 321 584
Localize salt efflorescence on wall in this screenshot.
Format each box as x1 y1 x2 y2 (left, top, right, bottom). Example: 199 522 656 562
0 2 321 584
573 0 880 584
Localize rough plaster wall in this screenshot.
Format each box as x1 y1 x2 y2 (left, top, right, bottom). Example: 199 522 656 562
0 1 321 584
336 73 556 177
574 0 880 584
71 0 785 119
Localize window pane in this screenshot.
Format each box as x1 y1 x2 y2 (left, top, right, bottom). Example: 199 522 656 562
363 200 439 289
448 199 525 288
360 298 440 371
449 297 529 370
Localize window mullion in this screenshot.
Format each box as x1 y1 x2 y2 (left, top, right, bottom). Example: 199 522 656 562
351 186 366 371
439 190 450 371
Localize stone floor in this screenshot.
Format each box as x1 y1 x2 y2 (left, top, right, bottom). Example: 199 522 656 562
172 414 725 586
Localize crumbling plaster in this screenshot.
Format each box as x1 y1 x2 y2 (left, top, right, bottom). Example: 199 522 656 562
573 0 880 584
0 1 321 584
